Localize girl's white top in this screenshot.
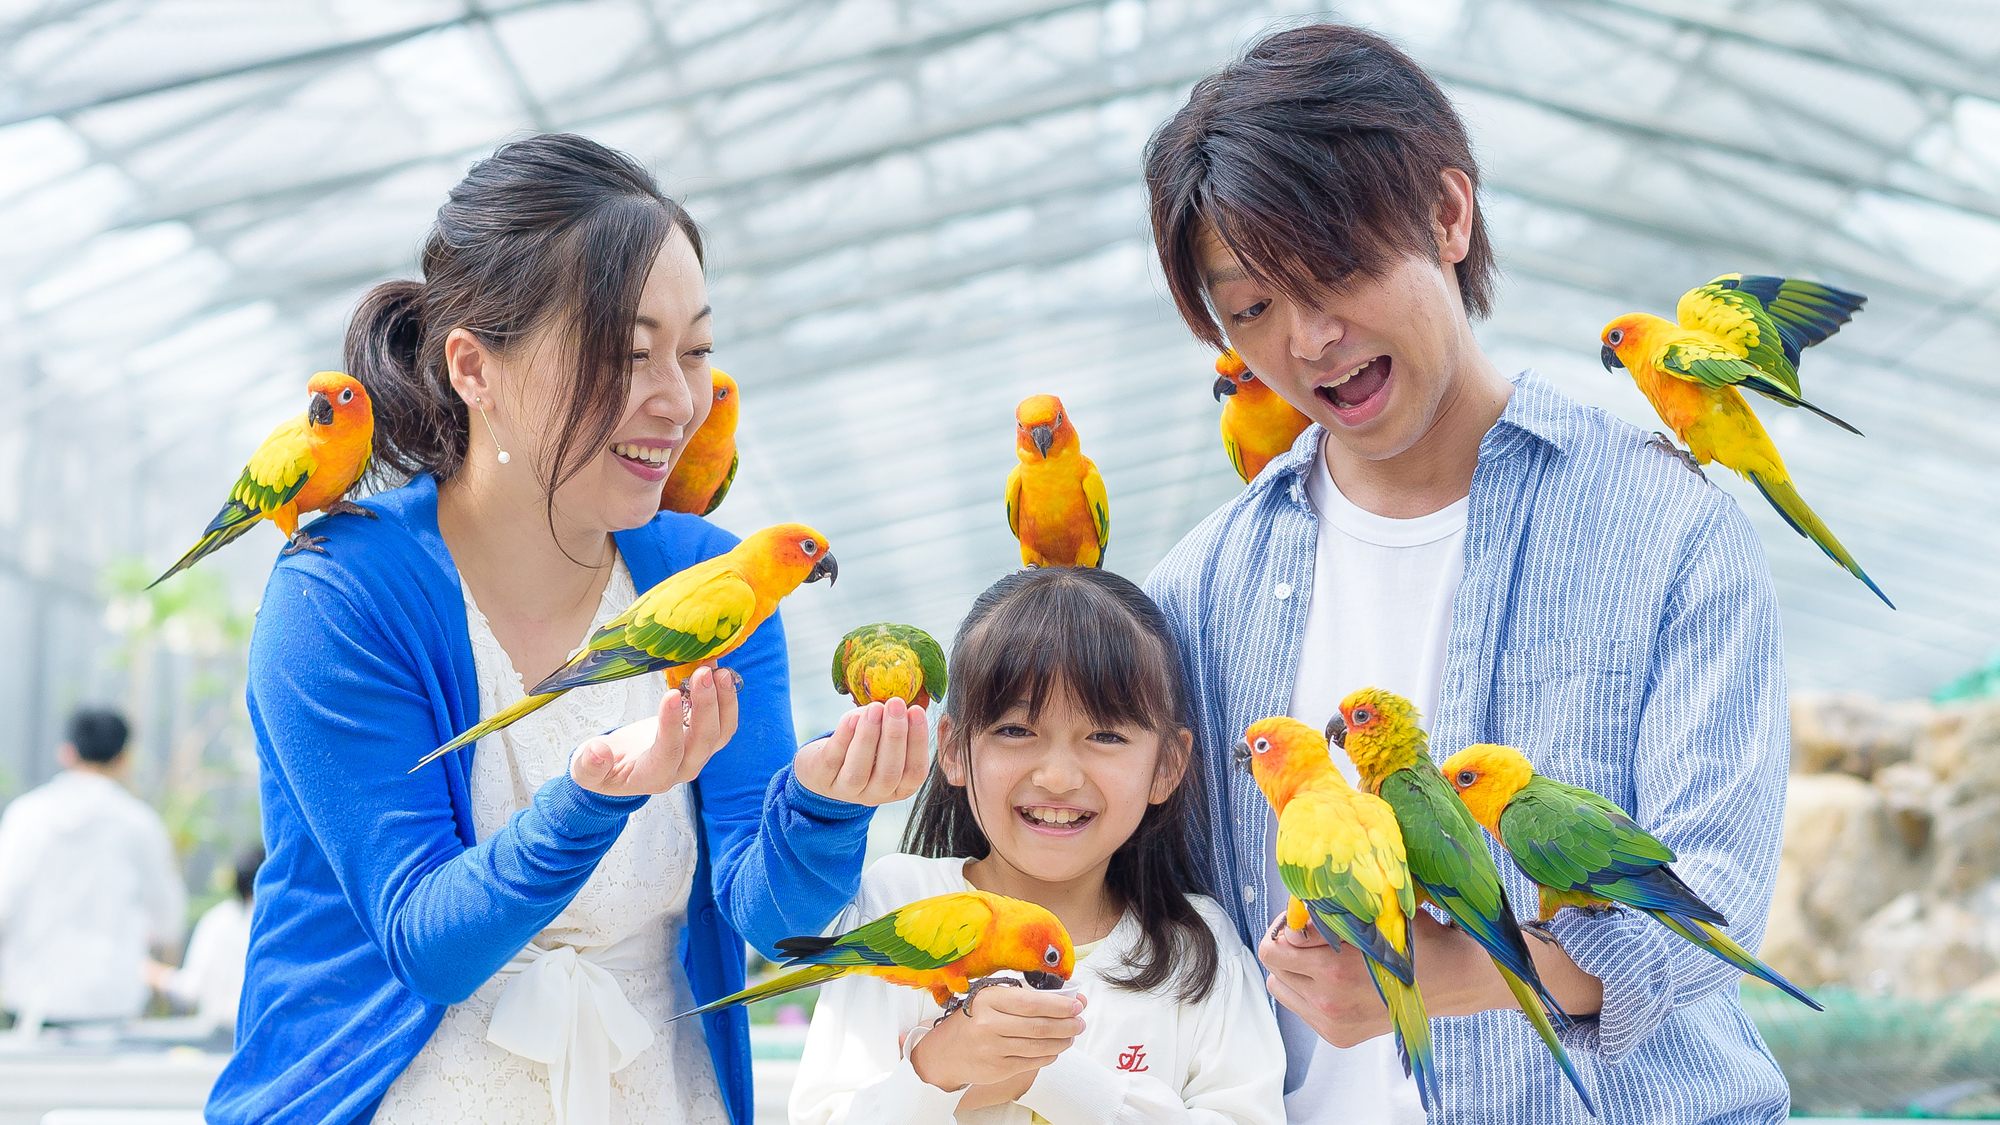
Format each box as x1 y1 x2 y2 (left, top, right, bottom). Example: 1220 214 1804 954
789 854 1287 1125
376 557 729 1125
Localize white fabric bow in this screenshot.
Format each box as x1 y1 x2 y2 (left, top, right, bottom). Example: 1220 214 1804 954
486 933 658 1125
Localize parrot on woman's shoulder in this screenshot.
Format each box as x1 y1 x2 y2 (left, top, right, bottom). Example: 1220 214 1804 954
1441 742 1820 1010
414 523 837 770
151 371 376 588
667 888 1074 1019
658 368 739 516
1213 349 1311 484
1237 716 1438 1111
1006 394 1108 569
1334 687 1595 1115
832 622 947 708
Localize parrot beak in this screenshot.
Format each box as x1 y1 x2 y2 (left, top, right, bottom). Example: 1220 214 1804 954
1232 739 1253 771
1023 970 1064 990
1324 713 1346 749
1600 345 1624 372
1030 425 1053 459
1212 375 1238 402
807 553 838 586
309 391 334 426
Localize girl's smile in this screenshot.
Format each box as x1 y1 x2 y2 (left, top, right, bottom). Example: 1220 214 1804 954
1016 804 1098 834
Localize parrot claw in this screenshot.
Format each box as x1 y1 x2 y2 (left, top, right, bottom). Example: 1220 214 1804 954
941 975 1023 1019
325 499 379 520
279 532 331 557
1521 920 1563 947
1647 432 1706 479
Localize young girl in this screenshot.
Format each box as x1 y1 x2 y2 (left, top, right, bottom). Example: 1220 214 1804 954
791 567 1285 1124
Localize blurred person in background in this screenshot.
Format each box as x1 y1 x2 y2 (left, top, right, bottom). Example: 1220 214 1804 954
147 844 263 1038
0 708 186 1031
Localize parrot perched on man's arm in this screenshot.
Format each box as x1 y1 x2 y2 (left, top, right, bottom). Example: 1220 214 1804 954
832 622 947 708
658 368 739 516
1441 742 1820 1010
1601 274 1890 608
666 889 1074 1019
1213 349 1311 484
1006 394 1108 569
1334 687 1596 1115
1237 716 1440 1111
151 371 376 588
413 523 837 770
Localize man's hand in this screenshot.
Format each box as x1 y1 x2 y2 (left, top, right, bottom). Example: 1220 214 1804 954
570 665 738 797
909 987 1085 1103
794 698 931 807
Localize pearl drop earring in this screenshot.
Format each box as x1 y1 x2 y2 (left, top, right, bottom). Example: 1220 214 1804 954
474 396 511 464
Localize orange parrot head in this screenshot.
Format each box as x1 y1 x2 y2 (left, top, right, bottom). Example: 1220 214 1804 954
306 371 372 434
1599 313 1675 378
1234 715 1339 809
1438 743 1535 839
705 368 740 433
1014 394 1078 461
739 523 838 591
1328 686 1426 785
991 895 1076 988
1211 349 1261 401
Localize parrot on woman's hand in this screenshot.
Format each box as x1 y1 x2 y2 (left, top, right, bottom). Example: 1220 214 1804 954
658 368 739 516
1441 742 1821 1010
1601 275 1890 608
1236 716 1439 1111
414 523 837 771
1213 349 1311 484
1006 394 1108 569
1333 687 1595 1115
832 622 947 708
151 371 376 588
666 889 1074 1020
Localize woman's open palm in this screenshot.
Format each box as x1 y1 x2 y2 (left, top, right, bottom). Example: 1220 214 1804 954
570 664 740 796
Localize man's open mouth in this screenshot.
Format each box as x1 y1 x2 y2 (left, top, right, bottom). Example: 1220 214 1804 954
612 442 672 467
1315 355 1391 411
1018 805 1096 830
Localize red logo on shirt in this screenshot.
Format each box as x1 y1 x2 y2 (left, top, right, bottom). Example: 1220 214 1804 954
1117 1045 1149 1073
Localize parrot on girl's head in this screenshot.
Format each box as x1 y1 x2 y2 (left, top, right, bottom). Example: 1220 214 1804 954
1006 394 1108 569
1600 274 1890 608
413 523 836 770
1441 742 1821 1010
151 371 376 588
666 888 1074 1019
658 368 739 516
1237 716 1439 1111
1333 687 1596 1115
832 622 948 708
1213 349 1311 484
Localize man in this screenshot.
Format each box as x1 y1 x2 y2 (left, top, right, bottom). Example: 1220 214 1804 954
0 709 186 1029
1142 24 1792 1124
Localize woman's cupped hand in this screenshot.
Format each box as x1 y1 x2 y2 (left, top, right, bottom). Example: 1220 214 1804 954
794 698 931 807
570 664 739 797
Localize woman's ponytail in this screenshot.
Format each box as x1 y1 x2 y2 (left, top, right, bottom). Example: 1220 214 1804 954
345 278 465 484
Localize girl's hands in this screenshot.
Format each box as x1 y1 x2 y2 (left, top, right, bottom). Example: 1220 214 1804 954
571 665 740 797
909 987 1085 1099
794 698 931 807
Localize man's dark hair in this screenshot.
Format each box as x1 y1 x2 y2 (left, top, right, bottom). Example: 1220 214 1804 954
1144 23 1495 348
68 708 130 764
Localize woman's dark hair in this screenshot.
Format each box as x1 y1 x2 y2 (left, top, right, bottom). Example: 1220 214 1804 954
1144 23 1494 349
902 568 1220 1002
234 844 266 903
345 132 703 506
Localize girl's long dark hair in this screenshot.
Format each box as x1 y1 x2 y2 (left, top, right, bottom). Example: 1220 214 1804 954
902 568 1220 1002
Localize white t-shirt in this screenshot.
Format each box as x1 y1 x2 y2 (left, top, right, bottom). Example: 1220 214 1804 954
792 853 1287 1125
159 895 251 1032
1270 446 1467 1125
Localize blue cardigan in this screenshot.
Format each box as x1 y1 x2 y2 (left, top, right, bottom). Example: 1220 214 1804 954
207 476 872 1125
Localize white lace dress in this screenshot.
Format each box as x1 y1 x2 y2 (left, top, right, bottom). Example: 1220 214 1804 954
376 557 731 1125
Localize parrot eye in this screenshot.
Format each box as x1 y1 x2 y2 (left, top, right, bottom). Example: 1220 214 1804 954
1607 328 1624 346
1456 770 1477 787
1239 372 1253 384
339 387 354 403
716 387 728 399
1253 738 1270 754
799 537 817 555
1044 945 1061 966
1352 707 1374 725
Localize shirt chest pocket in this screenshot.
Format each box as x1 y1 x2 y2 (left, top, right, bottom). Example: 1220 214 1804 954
1491 637 1648 761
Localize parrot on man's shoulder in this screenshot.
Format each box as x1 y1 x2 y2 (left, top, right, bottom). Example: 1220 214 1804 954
1006 394 1108 569
1213 349 1311 484
832 622 947 708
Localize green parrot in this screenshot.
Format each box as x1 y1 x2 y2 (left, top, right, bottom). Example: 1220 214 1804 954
1334 687 1595 1116
1441 741 1820 1010
831 622 947 708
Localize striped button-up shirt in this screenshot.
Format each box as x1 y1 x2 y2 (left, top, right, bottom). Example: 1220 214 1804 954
1144 371 1792 1123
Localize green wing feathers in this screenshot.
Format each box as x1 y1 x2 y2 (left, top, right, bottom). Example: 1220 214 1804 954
833 623 949 705
701 454 738 517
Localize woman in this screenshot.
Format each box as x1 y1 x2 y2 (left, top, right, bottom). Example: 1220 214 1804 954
206 134 928 1125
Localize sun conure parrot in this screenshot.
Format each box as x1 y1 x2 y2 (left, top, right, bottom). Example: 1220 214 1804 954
1332 687 1594 1115
658 368 739 516
832 622 947 708
413 523 837 770
1236 716 1439 1111
151 371 375 588
1213 349 1311 484
1006 394 1108 569
1601 274 1890 608
665 889 1074 1020
1440 742 1821 1010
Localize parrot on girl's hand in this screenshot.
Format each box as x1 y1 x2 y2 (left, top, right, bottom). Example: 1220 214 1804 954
832 622 948 708
666 888 1074 1020
1441 742 1821 1010
1006 394 1108 569
1601 275 1890 608
1213 349 1311 484
151 371 376 588
658 368 739 516
1333 687 1595 1115
1236 716 1439 1111
414 524 836 770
